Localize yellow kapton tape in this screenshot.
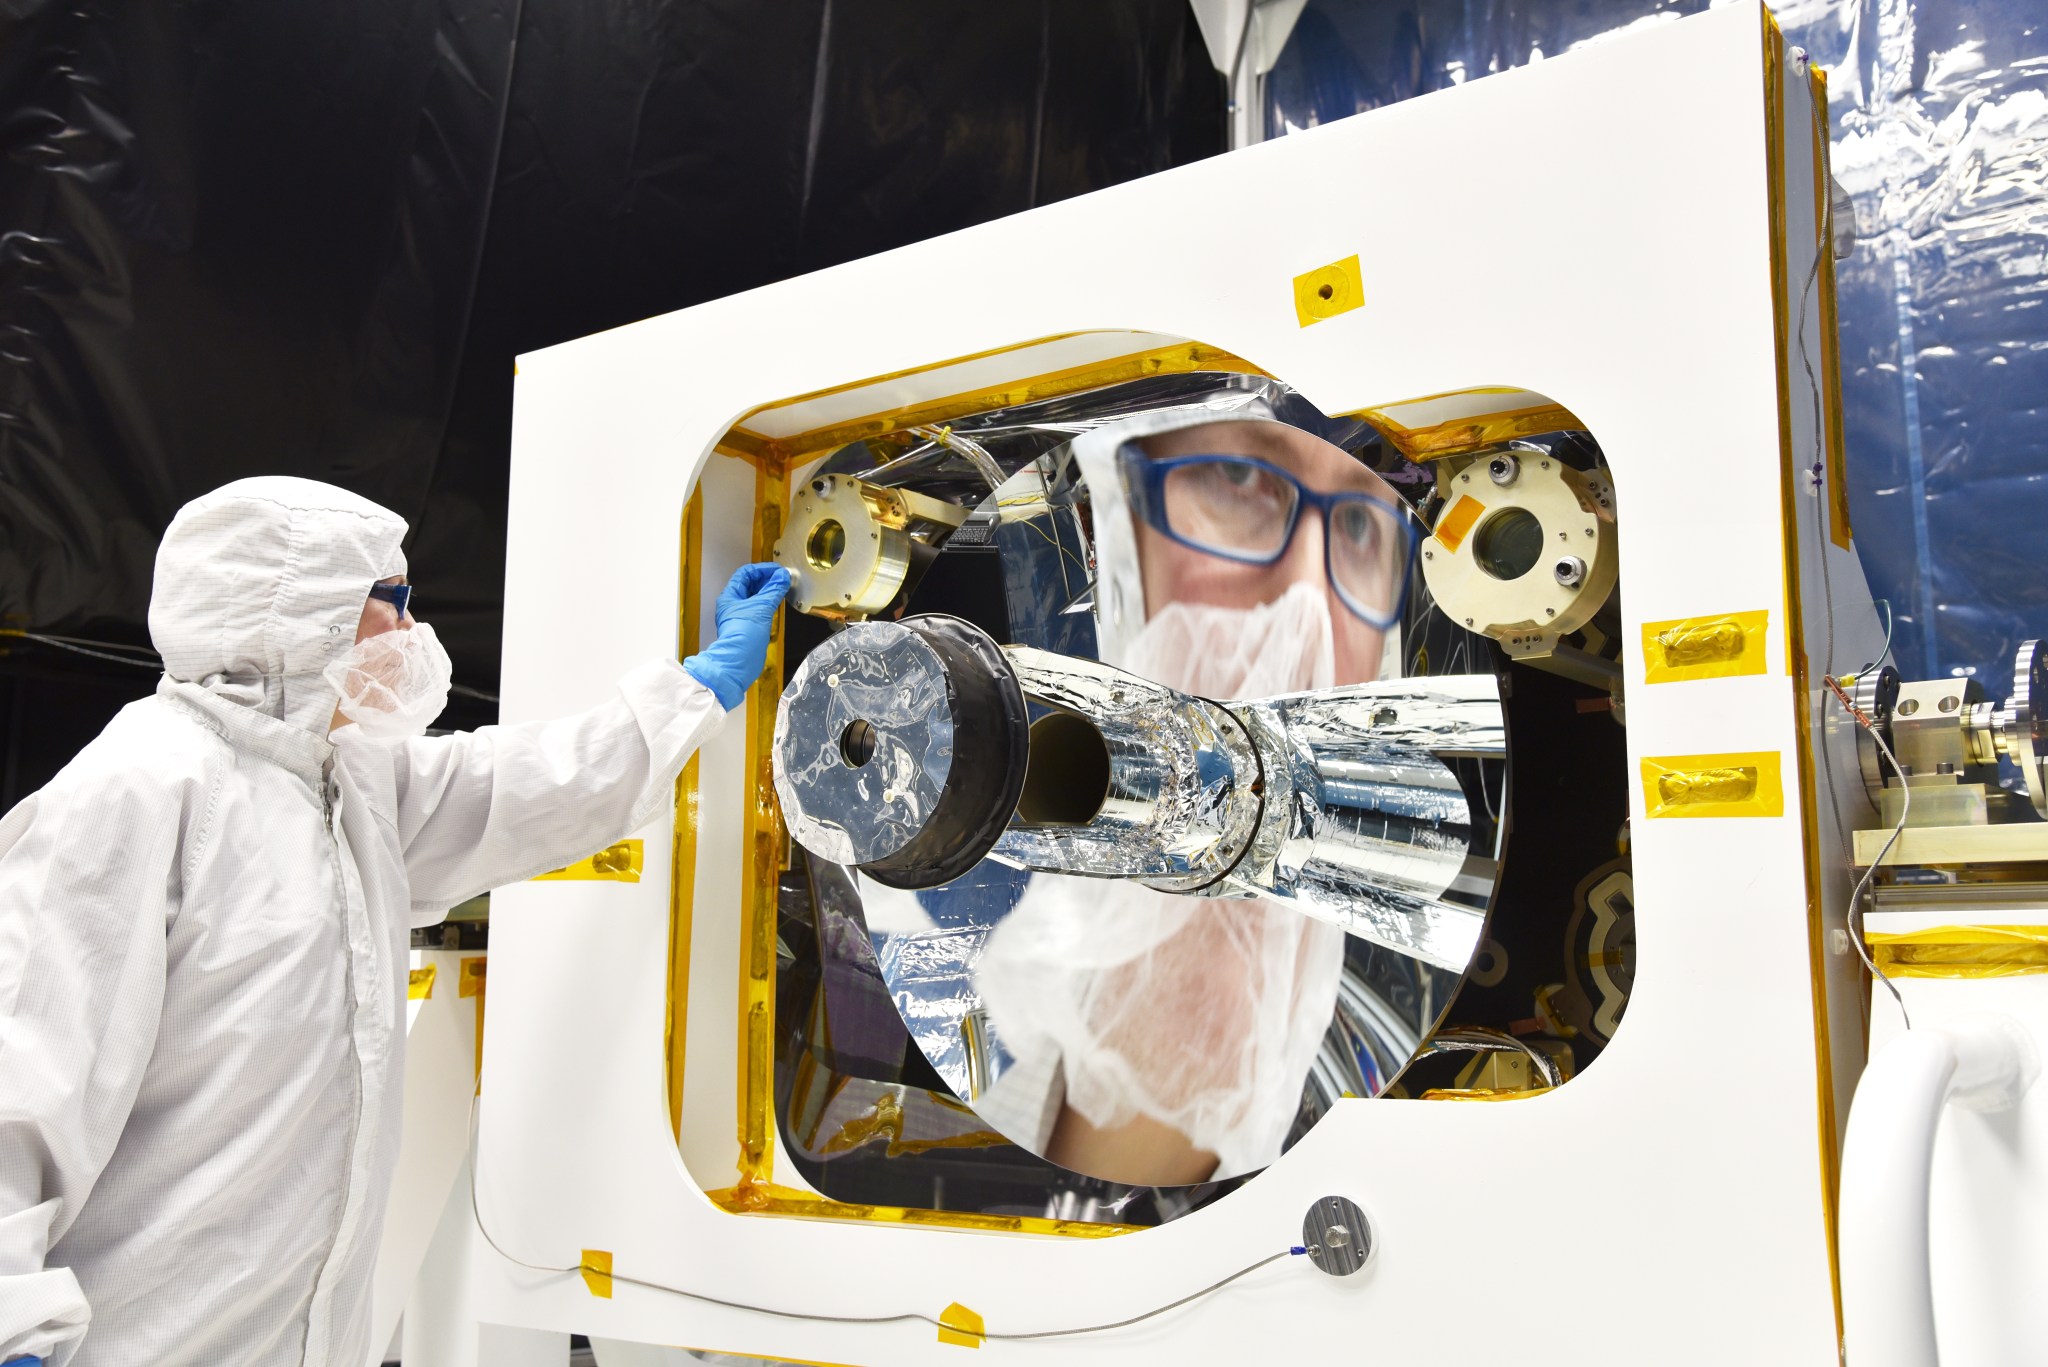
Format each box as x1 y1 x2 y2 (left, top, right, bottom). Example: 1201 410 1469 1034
407 964 437 1000
1639 751 1785 818
1641 610 1771 683
458 956 486 999
1866 925 2048 979
1433 494 1486 555
532 839 643 882
937 1302 985 1349
580 1249 614 1299
1293 255 1365 327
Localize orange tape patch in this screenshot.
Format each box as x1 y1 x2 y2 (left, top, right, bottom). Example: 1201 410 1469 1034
1433 494 1486 555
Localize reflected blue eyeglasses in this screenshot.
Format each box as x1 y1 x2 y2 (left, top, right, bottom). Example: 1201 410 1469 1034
368 582 413 618
1118 444 1418 629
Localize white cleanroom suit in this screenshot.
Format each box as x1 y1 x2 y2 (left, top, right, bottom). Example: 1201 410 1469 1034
0 478 738 1367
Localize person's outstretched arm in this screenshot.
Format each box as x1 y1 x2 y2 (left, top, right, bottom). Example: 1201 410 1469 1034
390 563 788 917
0 744 182 1367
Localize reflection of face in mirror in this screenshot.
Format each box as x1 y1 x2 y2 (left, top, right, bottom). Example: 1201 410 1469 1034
1131 420 1399 688
976 415 1408 1187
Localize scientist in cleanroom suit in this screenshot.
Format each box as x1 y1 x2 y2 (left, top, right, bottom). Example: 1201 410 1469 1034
0 477 787 1367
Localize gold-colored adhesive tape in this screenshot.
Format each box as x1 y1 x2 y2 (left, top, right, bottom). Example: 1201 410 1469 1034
1640 751 1785 818
1419 1087 1556 1102
1293 255 1365 327
1866 925 2048 979
705 1176 1137 1238
532 839 643 882
729 340 1270 474
937 1302 986 1349
1355 401 1583 461
580 1249 614 1299
407 964 437 1000
1433 494 1485 555
1641 610 1771 683
458 955 487 999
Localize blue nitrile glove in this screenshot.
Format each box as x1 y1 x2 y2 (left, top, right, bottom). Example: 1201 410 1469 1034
684 562 791 710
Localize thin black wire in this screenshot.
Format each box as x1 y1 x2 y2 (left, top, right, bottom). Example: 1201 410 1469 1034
2 629 501 705
1 631 164 670
465 1100 1302 1341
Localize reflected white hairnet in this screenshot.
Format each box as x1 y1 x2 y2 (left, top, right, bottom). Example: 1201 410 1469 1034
323 620 453 739
976 584 1346 1178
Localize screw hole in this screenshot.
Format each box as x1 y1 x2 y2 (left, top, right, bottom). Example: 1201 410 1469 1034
1317 283 1334 301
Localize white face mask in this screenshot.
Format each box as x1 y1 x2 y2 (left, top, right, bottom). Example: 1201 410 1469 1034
323 620 453 739
1120 579 1337 699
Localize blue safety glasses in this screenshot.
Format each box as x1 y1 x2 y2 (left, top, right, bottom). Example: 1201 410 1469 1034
1118 444 1418 629
367 581 413 619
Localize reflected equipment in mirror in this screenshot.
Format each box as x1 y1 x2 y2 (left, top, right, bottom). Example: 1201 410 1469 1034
774 375 1508 1189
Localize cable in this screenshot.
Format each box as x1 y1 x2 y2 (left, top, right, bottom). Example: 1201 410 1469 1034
464 1099 1304 1341
0 629 164 670
1855 598 1895 676
2 627 503 704
1823 675 1913 1028
1791 69 1912 1028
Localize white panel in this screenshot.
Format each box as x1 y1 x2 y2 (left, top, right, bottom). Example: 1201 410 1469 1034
478 6 1854 1364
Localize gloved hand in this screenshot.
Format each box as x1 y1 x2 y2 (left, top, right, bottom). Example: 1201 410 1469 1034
685 562 792 710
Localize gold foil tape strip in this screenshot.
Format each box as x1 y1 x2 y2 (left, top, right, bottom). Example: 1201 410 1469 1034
1641 610 1771 683
532 839 643 882
1867 925 2048 979
1639 751 1785 818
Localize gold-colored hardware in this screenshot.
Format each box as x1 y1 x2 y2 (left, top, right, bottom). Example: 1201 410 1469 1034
775 474 966 621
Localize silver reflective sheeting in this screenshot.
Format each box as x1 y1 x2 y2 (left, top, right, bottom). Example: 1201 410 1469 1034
774 621 956 867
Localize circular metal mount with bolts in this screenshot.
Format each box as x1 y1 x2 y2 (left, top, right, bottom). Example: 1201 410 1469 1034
2009 639 2047 817
1420 452 1617 643
773 473 913 619
1301 1195 1373 1276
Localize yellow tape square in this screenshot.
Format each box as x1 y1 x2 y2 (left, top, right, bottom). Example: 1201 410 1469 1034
937 1301 985 1349
581 1249 614 1299
1293 255 1365 326
407 964 437 1000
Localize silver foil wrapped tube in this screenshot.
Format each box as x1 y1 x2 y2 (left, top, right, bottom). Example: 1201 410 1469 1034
772 615 1502 969
989 646 1264 893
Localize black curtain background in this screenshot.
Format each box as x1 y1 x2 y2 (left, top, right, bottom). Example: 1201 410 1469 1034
0 0 1223 807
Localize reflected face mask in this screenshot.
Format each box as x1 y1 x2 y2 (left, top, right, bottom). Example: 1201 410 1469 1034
1121 579 1338 699
323 620 453 739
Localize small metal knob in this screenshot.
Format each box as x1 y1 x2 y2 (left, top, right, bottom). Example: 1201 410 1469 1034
1302 1196 1372 1276
1554 555 1587 588
1487 453 1520 486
